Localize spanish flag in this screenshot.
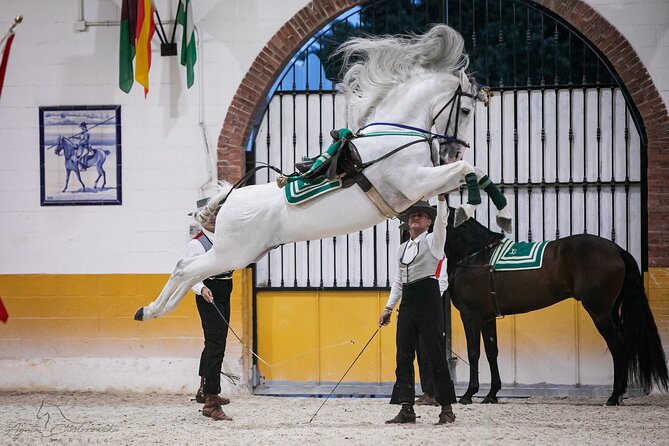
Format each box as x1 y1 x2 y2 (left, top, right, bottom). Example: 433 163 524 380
134 0 155 97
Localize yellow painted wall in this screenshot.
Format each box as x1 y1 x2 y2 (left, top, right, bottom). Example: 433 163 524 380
257 291 399 383
257 270 669 386
2 268 667 390
0 272 246 360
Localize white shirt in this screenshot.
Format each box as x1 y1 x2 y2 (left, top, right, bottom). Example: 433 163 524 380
384 201 448 310
186 229 215 295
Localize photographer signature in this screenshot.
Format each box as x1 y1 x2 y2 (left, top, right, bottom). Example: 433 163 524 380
5 401 116 441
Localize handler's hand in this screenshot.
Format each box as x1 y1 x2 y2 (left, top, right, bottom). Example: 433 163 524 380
202 286 214 303
379 308 392 326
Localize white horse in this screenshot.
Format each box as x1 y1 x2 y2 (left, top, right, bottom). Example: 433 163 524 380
135 25 511 321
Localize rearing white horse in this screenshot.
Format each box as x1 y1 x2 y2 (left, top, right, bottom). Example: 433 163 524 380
135 25 511 321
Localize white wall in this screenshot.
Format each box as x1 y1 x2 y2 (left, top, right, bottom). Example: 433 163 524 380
588 0 669 107
0 0 665 275
0 0 310 275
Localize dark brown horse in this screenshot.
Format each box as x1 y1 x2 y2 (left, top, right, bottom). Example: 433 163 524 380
445 209 668 406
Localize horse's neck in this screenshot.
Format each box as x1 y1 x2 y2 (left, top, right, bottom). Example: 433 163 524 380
64 139 74 157
368 77 445 131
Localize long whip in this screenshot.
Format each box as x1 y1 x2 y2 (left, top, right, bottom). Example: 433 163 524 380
209 299 272 367
308 327 380 423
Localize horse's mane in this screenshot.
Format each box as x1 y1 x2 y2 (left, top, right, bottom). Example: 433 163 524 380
334 24 469 130
445 207 504 276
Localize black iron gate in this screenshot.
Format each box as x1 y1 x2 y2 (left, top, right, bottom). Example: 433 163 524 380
250 0 645 291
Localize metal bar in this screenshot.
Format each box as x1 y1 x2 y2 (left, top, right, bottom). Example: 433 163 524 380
292 66 298 287
540 14 546 241
596 70 602 238
582 45 588 235
319 34 325 289
554 22 560 239
306 49 311 288
610 86 616 243
279 86 285 287
266 102 272 287
526 7 532 241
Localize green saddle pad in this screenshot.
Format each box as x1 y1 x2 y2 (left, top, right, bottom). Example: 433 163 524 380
490 239 550 271
284 175 342 205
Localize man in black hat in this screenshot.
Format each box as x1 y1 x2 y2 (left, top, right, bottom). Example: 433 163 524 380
187 197 233 421
379 195 457 425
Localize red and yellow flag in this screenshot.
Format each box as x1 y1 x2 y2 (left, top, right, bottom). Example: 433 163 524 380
134 0 155 97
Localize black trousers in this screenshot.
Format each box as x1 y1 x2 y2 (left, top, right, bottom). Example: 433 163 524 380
390 278 456 406
417 290 451 395
196 278 232 396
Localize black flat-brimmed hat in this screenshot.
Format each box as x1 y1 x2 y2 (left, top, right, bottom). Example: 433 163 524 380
399 200 437 222
188 197 210 216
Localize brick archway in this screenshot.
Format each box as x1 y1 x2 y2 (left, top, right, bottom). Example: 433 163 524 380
217 0 669 265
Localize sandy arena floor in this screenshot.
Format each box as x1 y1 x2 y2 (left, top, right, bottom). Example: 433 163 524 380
0 392 668 445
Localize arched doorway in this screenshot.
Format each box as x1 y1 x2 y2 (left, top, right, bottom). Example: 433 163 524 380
221 0 663 395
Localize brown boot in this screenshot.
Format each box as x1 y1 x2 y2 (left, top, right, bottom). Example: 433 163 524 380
194 377 205 403
206 394 230 405
202 395 232 421
436 405 456 425
416 393 439 406
385 404 416 424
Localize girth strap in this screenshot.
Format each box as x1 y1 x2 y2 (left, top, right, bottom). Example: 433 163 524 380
354 172 399 218
488 267 504 319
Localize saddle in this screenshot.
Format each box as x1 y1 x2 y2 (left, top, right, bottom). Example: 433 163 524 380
295 129 363 183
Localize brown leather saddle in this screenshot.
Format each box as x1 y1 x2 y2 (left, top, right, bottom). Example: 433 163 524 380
295 129 363 186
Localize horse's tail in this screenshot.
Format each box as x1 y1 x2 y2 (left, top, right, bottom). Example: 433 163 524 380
193 181 233 225
617 247 668 393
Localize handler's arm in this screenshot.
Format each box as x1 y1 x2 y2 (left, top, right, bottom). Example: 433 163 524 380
428 197 448 259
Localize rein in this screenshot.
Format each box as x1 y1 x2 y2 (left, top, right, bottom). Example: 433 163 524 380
357 122 462 145
453 238 503 269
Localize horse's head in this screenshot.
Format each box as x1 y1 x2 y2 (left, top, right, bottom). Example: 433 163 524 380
434 70 490 164
54 135 63 155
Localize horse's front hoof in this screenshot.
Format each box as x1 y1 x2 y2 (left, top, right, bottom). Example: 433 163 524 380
458 396 473 405
454 207 468 227
605 396 622 406
481 396 498 404
133 307 145 321
496 216 512 234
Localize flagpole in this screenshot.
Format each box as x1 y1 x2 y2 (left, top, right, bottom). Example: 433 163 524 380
0 15 22 46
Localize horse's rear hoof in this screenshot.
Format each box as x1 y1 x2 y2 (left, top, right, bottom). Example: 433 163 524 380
133 307 144 321
481 396 498 404
458 396 473 405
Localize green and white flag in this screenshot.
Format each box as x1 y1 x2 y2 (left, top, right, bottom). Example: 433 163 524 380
177 0 196 88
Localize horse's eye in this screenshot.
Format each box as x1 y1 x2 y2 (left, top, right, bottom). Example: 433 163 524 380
461 108 471 115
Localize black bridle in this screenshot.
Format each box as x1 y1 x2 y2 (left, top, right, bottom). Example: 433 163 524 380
431 84 480 150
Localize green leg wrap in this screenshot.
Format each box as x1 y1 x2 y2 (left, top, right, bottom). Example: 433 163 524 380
479 175 507 210
465 173 481 205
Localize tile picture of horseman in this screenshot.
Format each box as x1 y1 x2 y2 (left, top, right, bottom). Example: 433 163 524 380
39 105 121 205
